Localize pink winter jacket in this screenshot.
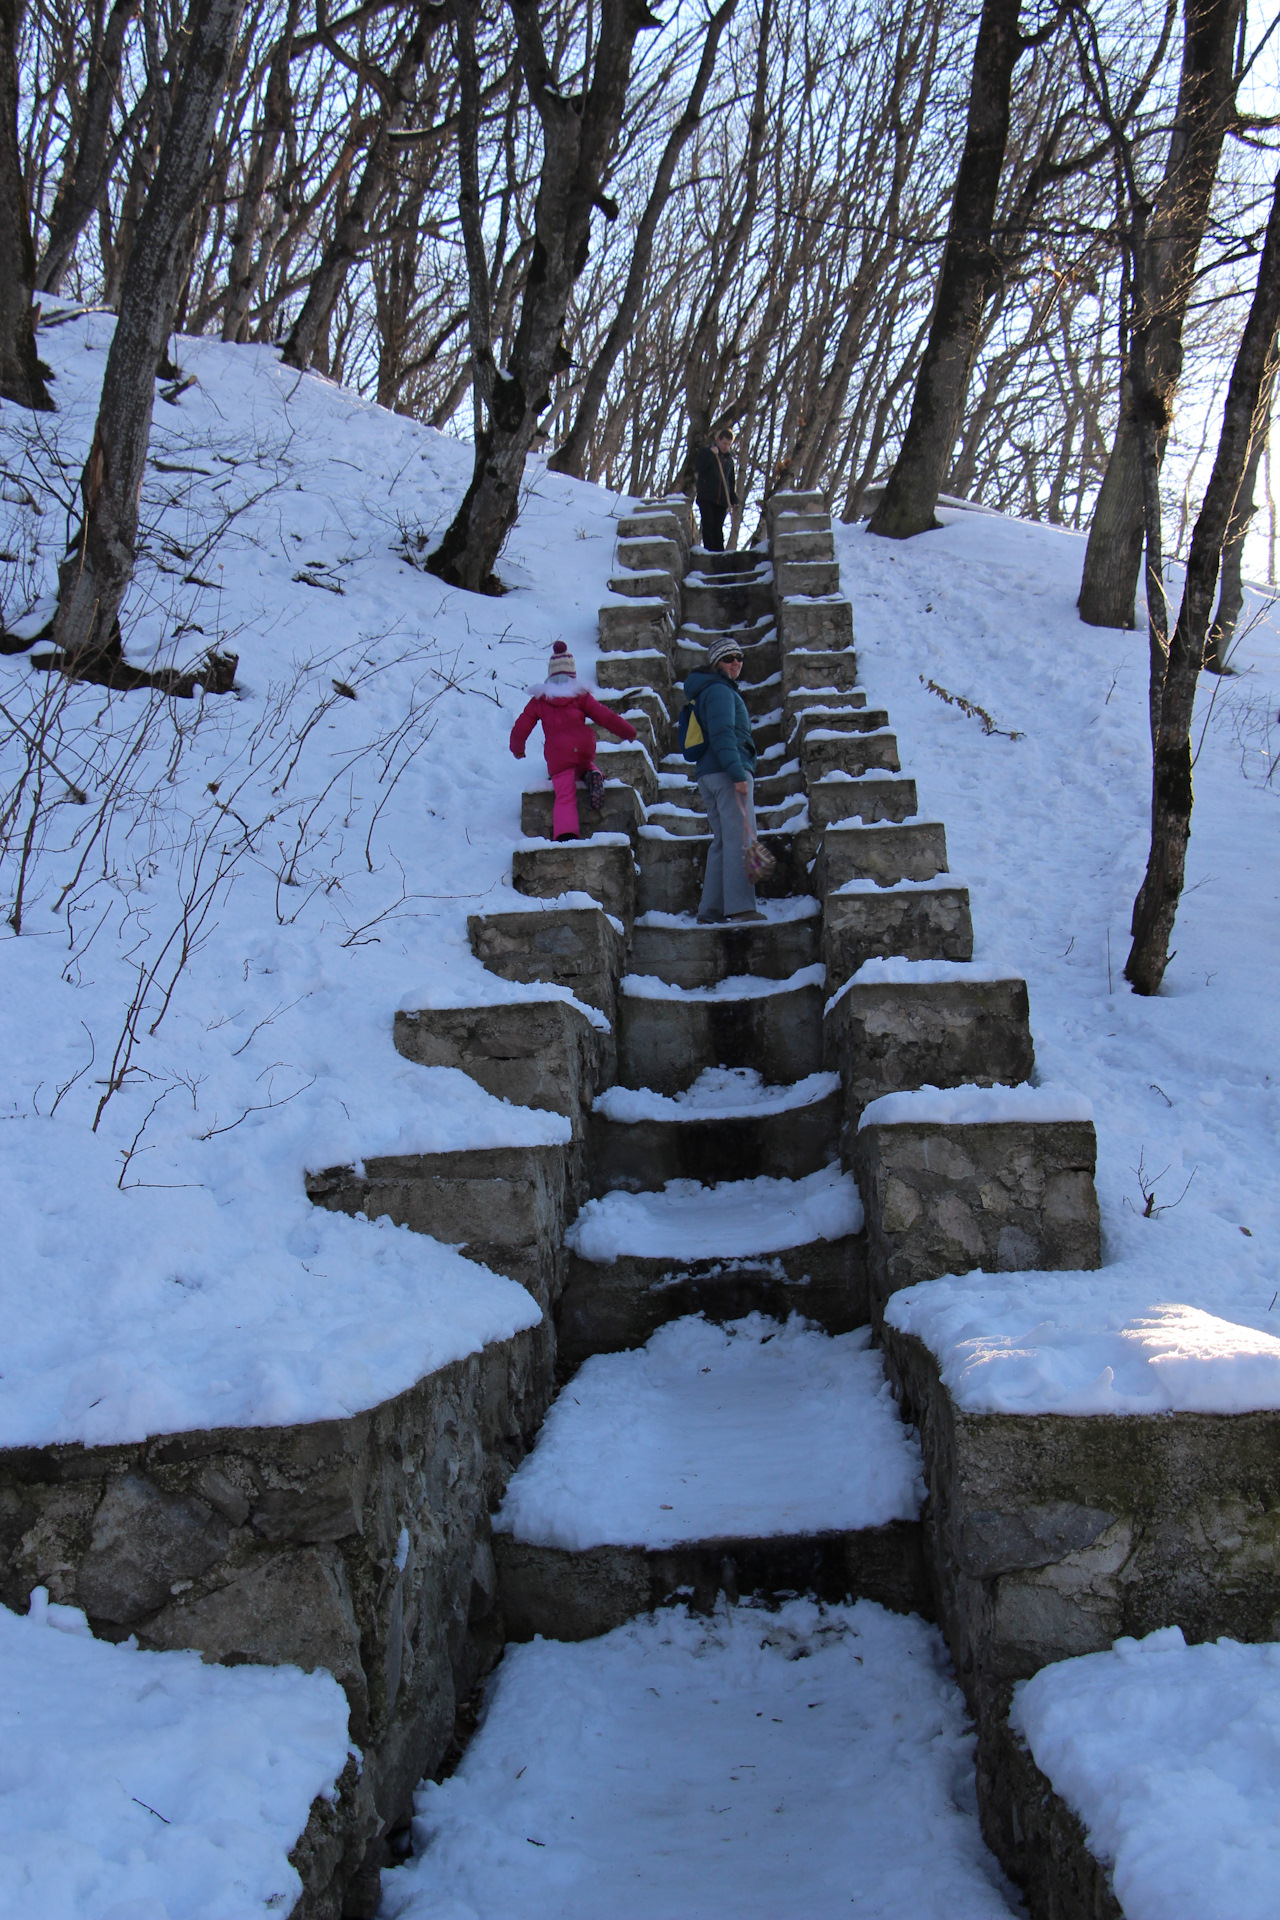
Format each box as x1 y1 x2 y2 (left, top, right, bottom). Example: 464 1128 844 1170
509 678 637 775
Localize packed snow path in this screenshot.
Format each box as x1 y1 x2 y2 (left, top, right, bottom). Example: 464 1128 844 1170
381 1601 1017 1920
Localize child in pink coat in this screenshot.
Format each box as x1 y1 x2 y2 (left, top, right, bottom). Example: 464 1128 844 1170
509 642 638 839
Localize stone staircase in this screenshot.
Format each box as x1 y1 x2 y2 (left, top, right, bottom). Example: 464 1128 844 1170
300 491 1280 1917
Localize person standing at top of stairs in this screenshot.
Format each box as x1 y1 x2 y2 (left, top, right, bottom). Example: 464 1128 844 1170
694 429 737 551
509 641 638 840
685 634 765 925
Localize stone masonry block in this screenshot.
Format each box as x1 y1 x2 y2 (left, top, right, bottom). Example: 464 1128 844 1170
808 776 918 830
802 730 901 781
776 559 841 597
0 1331 550 1915
607 569 678 607
824 976 1034 1129
394 998 613 1129
597 601 673 652
520 781 644 843
815 821 948 889
823 887 974 990
766 490 826 527
854 1118 1101 1317
772 530 836 564
594 649 673 696
781 646 859 693
616 536 681 575
512 841 636 925
468 905 625 1019
883 1327 1280 1715
779 597 854 652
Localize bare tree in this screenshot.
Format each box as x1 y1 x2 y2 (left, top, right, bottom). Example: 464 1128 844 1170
1077 0 1244 628
428 0 660 592
1203 336 1275 669
1 0 54 408
50 0 246 672
1126 161 1280 995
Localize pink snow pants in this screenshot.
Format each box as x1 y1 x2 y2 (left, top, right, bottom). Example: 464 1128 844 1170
551 766 582 838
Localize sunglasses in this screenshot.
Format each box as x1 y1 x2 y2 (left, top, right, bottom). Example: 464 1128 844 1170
719 654 743 665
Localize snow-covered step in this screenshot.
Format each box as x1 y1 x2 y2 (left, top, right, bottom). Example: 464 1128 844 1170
630 896 820 987
520 780 643 843
380 1600 1012 1920
788 704 890 742
784 683 868 715
593 739 659 804
823 878 975 990
617 964 825 1094
674 628 779 685
585 1066 841 1192
655 758 804 810
781 642 859 693
815 818 949 890
645 794 803 837
808 769 918 830
493 1316 926 1637
682 572 774 629
557 1165 865 1367
512 837 636 925
801 725 901 781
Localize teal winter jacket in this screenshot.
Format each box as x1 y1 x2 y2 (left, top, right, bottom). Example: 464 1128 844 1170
684 668 757 784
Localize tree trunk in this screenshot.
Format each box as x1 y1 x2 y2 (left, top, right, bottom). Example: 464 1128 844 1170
1126 164 1280 996
50 0 246 669
0 0 54 409
221 0 300 342
428 0 659 592
280 6 440 373
868 0 1023 539
546 0 738 479
1203 343 1275 671
1078 0 1244 628
35 0 144 295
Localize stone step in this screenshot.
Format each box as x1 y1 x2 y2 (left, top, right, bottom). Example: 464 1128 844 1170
809 772 918 829
520 781 644 843
616 510 687 554
779 596 854 653
853 1085 1100 1320
598 600 673 653
556 1165 865 1366
593 740 660 804
646 795 803 837
468 904 625 1019
772 529 835 565
635 824 804 915
656 761 804 809
395 997 613 1129
789 706 891 746
628 898 821 986
824 962 1035 1136
595 647 673 697
593 685 673 751
823 881 975 990
678 610 776 653
617 964 825 1094
766 489 827 525
681 573 774 629
307 1141 568 1312
616 535 681 575
784 684 867 714
512 838 636 924
585 1068 841 1191
802 727 901 781
493 1315 927 1639
774 509 833 537
689 543 769 576
782 645 859 693
607 568 679 608
815 820 949 890
776 559 841 597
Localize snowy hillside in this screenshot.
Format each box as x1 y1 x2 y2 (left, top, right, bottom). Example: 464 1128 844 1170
0 315 629 1449
2 317 1279 1459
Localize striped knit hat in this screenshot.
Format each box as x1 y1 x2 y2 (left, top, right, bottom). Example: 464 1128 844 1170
547 640 576 678
707 633 744 667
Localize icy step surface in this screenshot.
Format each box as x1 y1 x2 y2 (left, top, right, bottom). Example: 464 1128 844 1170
0 1589 350 1919
380 1599 1018 1920
593 1064 839 1123
568 1159 859 1267
567 1166 862 1264
493 1315 922 1551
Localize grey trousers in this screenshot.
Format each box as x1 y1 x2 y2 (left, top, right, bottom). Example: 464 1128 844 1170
696 771 757 917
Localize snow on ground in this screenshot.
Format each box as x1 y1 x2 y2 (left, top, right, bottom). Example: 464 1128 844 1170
837 507 1280 1411
493 1314 922 1550
859 1082 1094 1127
379 1598 1018 1920
0 314 630 1447
1010 1627 1280 1920
0 1586 351 1919
566 1165 862 1262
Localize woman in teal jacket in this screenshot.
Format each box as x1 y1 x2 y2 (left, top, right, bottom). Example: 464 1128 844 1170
683 634 764 923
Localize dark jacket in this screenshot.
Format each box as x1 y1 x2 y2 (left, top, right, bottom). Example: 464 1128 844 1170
695 444 736 508
684 667 757 784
